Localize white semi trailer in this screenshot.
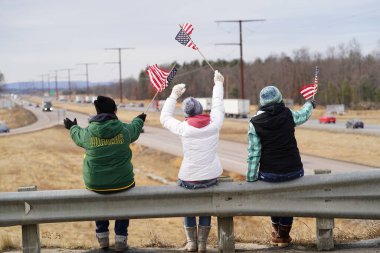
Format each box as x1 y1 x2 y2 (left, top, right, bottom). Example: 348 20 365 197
196 97 250 118
224 99 250 118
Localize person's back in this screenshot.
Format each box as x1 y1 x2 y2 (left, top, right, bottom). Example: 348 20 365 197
246 86 316 247
64 95 146 252
160 70 225 252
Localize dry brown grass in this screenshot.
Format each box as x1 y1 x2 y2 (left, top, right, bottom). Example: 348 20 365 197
1 126 380 250
0 105 37 128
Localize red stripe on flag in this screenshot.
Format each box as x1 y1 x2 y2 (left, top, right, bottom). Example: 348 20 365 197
299 84 317 100
182 23 194 35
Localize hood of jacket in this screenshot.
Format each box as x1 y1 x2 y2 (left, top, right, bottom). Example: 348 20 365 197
185 114 211 128
88 113 123 138
253 102 289 131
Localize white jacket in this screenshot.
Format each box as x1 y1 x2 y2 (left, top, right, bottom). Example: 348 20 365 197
160 82 225 181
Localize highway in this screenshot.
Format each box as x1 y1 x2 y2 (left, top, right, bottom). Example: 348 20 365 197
3 101 378 177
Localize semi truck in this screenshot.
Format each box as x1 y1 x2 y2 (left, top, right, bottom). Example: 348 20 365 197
224 99 250 118
196 97 250 118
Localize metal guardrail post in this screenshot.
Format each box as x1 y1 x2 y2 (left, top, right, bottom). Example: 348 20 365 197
217 177 235 253
314 170 334 251
18 186 41 253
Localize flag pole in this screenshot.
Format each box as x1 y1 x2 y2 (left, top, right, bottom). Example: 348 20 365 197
179 24 215 72
144 64 177 114
312 66 319 100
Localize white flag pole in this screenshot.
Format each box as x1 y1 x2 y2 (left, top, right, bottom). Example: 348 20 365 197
178 24 215 72
144 64 177 114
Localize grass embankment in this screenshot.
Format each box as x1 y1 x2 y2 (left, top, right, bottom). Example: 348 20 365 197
0 104 37 128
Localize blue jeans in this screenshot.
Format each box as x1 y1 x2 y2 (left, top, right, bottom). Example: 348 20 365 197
178 178 218 227
93 182 135 237
259 169 303 226
96 220 129 236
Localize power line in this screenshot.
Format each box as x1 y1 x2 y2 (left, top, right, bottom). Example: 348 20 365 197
215 19 265 99
77 63 96 96
59 68 75 101
105 47 135 103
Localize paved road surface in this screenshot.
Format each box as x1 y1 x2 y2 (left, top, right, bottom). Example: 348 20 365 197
3 104 377 176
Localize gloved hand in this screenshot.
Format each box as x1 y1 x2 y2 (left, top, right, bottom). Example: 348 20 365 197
137 113 146 122
169 83 186 100
63 118 77 130
214 70 224 85
310 100 317 109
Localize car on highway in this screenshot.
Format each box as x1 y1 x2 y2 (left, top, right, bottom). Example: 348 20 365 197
42 101 53 112
0 122 10 133
319 115 336 124
346 119 364 129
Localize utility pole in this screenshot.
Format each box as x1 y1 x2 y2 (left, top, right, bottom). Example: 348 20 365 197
45 74 50 96
215 19 265 99
105 47 135 103
77 63 96 97
39 75 45 96
51 70 59 100
60 68 75 101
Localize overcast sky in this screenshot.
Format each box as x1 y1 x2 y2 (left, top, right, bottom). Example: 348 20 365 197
1 0 380 84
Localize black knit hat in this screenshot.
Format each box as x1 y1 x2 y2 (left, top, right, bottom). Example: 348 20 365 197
94 96 117 114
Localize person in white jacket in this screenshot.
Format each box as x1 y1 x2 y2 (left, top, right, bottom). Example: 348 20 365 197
160 70 225 253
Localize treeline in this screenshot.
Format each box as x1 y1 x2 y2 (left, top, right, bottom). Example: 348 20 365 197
94 39 380 108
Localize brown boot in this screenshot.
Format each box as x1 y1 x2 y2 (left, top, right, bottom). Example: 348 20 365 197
271 223 280 244
272 225 292 247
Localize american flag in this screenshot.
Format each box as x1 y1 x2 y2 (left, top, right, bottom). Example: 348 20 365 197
299 84 317 100
299 66 319 100
146 64 177 92
175 23 197 50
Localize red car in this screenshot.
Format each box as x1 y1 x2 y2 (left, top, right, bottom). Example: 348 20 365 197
319 115 336 124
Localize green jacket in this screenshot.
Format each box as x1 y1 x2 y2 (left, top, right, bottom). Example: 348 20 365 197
70 114 144 192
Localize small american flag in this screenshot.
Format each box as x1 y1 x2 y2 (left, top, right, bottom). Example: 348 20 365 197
175 23 197 50
299 84 317 100
299 66 319 100
146 64 177 92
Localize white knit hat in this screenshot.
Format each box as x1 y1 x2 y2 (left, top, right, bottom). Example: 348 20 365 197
259 86 283 106
182 97 203 117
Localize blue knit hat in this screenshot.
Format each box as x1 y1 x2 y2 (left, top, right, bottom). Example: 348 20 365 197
182 97 203 117
259 86 283 106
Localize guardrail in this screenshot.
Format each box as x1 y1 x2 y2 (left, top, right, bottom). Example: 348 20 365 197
1 170 380 252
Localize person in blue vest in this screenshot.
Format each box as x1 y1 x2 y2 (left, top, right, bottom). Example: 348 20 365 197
246 86 316 247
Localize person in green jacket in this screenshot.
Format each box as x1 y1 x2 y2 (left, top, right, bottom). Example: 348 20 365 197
63 95 146 252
